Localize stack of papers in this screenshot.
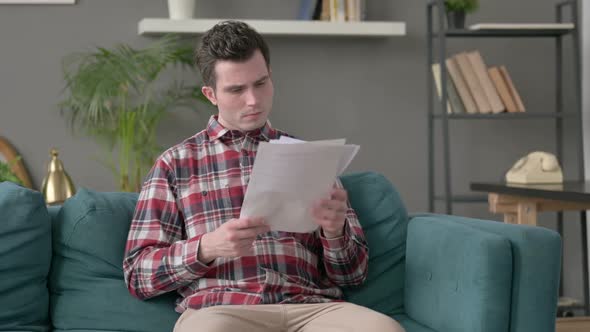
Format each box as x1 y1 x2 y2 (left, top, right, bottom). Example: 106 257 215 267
240 137 359 233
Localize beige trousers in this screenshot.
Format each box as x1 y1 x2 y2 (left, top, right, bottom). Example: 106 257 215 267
174 302 405 332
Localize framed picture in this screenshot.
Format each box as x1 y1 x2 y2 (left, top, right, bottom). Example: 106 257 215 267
0 137 33 188
0 0 75 3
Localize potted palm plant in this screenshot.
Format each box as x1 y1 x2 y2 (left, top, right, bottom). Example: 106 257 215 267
60 35 210 192
0 158 23 186
444 0 479 29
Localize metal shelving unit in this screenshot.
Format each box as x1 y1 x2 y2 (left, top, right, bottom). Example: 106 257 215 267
426 0 583 215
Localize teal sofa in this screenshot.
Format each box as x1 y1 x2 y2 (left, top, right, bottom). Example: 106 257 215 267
0 171 561 332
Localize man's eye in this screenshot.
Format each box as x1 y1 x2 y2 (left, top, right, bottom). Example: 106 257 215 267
230 88 243 93
255 81 266 86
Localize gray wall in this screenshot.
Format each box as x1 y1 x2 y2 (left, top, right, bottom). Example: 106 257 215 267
0 0 585 302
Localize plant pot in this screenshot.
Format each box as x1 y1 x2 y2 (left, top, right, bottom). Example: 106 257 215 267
167 0 195 20
446 10 466 29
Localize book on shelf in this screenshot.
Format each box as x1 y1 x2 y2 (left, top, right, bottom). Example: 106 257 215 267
348 0 366 22
321 0 330 21
330 0 347 22
499 65 526 112
432 63 465 114
312 0 323 20
298 0 318 20
468 23 575 30
431 63 452 114
319 0 366 22
488 67 518 113
466 51 505 113
453 52 492 113
446 57 478 114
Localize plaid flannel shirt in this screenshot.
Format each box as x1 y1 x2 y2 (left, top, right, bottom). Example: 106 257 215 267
123 116 369 313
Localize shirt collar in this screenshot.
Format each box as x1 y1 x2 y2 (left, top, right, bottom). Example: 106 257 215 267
206 115 273 142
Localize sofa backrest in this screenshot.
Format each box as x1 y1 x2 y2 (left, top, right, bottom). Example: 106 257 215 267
0 182 52 332
49 188 179 332
340 172 408 316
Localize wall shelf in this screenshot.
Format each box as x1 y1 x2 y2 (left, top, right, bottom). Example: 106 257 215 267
138 18 406 37
432 112 576 120
434 28 574 38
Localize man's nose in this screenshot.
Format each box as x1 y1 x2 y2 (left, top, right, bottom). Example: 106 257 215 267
244 89 258 106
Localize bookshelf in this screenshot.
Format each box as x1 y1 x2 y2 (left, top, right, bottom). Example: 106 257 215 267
138 18 406 37
426 0 583 214
426 0 586 323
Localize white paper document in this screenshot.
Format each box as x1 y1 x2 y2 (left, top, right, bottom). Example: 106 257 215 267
240 138 359 233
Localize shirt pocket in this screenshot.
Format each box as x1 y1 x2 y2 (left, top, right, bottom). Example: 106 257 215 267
184 177 239 236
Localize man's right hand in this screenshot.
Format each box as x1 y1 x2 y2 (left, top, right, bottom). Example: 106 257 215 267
198 217 270 264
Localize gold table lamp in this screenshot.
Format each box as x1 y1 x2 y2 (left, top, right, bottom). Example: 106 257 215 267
42 148 76 205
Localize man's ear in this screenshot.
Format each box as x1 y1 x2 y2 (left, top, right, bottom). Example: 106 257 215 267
202 86 217 106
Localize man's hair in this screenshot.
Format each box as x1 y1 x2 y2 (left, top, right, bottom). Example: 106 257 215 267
195 20 271 88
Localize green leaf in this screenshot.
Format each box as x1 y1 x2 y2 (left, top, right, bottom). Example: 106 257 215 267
445 0 478 13
0 158 23 185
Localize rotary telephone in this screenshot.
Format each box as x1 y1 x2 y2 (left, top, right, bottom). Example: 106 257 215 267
505 151 563 184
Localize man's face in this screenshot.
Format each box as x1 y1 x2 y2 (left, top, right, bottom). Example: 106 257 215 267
202 50 274 132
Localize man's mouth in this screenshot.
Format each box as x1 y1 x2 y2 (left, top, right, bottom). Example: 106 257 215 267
243 112 261 119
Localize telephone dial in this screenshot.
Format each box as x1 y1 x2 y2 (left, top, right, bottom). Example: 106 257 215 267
505 151 563 184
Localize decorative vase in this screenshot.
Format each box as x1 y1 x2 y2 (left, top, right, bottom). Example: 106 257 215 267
41 148 76 205
446 10 466 29
167 0 195 20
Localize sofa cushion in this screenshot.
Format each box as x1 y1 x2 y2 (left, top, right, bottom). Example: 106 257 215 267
49 188 179 332
0 182 51 332
340 172 408 316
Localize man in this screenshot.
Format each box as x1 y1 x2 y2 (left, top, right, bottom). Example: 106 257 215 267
123 20 404 332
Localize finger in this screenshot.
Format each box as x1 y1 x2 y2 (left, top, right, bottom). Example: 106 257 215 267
232 217 267 229
319 199 347 212
320 209 337 221
312 205 342 221
330 188 348 202
253 224 271 235
245 217 267 228
326 209 346 221
232 229 259 240
233 225 270 239
316 216 344 230
311 201 324 219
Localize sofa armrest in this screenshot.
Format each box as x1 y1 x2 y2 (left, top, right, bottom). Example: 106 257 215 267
405 214 560 332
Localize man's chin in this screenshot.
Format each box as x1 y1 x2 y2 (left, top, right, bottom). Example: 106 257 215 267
240 120 267 132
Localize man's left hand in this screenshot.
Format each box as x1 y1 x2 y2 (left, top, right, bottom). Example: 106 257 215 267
312 188 348 238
